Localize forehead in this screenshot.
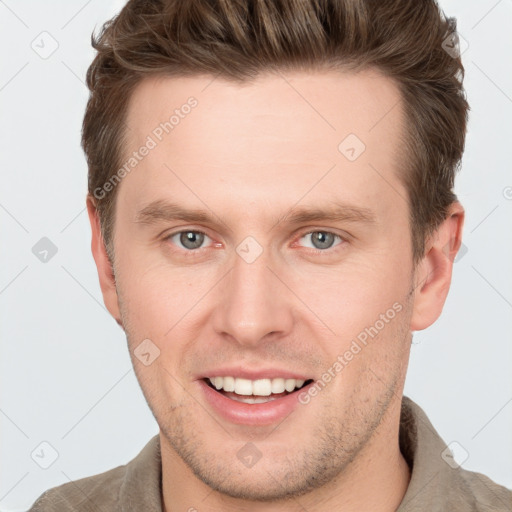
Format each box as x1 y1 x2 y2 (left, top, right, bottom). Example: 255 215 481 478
124 68 403 149
120 69 406 225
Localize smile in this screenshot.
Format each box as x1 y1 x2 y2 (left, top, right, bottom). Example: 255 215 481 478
199 376 315 424
205 376 312 404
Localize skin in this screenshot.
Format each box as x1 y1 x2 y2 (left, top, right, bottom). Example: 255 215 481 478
87 69 464 512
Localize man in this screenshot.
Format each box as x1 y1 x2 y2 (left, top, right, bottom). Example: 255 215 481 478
30 0 511 510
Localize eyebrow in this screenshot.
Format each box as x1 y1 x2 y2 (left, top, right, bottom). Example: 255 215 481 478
134 199 377 230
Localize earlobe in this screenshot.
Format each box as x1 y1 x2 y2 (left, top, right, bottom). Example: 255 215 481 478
86 195 124 329
410 202 465 331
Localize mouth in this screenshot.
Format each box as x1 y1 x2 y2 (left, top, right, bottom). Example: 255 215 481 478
203 376 314 404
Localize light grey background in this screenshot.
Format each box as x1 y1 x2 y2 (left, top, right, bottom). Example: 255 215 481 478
1 1 511 510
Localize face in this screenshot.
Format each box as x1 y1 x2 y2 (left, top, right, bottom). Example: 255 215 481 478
99 69 420 501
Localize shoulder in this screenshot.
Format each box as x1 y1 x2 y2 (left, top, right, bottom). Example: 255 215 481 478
28 464 126 511
457 467 512 511
399 397 512 511
28 435 162 511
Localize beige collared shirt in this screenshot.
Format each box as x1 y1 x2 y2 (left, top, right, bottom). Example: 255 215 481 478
29 396 512 511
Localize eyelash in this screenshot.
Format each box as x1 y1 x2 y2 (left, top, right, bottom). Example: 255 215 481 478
163 229 345 256
295 230 345 253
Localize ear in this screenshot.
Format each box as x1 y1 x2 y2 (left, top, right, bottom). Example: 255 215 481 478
86 195 124 329
410 201 465 331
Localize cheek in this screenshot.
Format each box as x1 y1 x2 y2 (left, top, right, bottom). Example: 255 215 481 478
294 259 411 340
320 300 412 401
118 249 181 302
116 258 218 353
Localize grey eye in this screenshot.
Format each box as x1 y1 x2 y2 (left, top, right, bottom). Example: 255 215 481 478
300 231 341 250
172 231 207 250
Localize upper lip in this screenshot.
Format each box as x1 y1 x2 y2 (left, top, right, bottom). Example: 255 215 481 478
197 367 313 381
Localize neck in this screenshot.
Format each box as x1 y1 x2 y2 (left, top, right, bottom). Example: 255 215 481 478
161 398 410 512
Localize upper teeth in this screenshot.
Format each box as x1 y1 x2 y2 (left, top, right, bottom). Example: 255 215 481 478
208 377 306 396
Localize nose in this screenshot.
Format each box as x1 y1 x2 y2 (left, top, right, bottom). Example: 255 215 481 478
211 244 294 347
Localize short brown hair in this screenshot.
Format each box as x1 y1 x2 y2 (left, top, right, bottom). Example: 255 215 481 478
82 0 469 264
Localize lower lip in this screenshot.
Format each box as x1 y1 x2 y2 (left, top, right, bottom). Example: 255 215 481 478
199 379 312 426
